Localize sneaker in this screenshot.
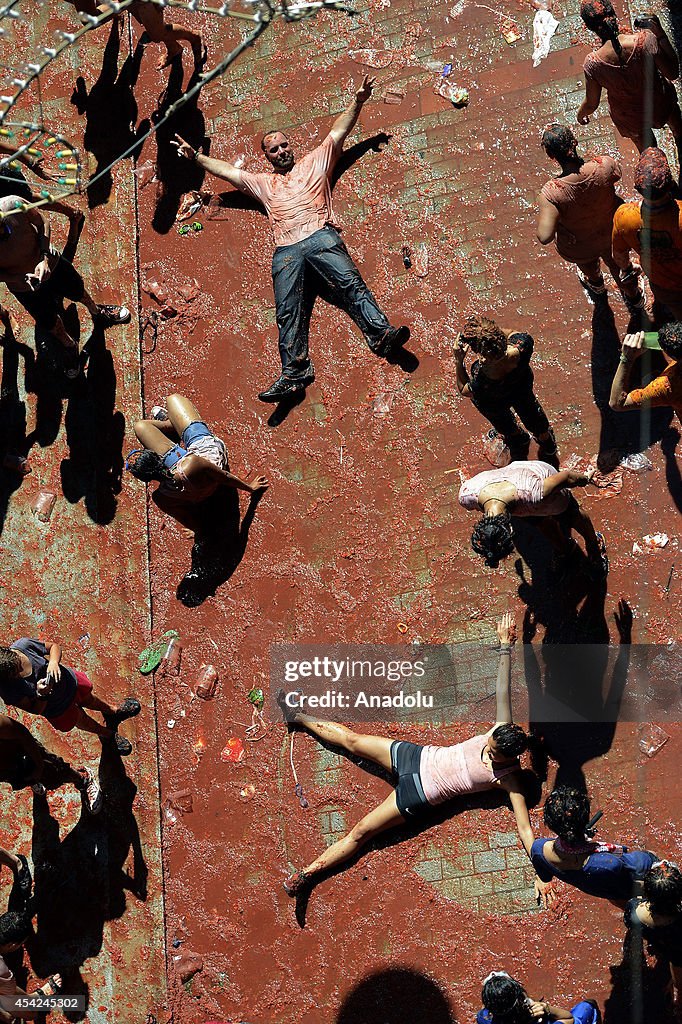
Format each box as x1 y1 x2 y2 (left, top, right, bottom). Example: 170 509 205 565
14 853 32 897
375 325 410 357
77 767 103 814
623 287 647 313
114 734 133 756
105 697 142 727
258 372 314 404
30 782 46 797
62 345 81 380
94 304 131 328
586 531 609 581
578 272 607 303
151 406 168 421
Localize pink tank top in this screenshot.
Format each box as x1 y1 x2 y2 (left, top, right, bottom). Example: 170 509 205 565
420 733 518 805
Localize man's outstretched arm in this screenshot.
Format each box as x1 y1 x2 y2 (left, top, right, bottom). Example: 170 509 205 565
329 75 376 147
172 134 243 189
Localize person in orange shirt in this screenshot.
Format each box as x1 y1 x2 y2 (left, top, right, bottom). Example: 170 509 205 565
173 77 410 404
609 323 682 416
612 148 682 320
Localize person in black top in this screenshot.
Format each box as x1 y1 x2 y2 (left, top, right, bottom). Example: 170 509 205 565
0 639 139 757
625 860 682 999
454 315 558 466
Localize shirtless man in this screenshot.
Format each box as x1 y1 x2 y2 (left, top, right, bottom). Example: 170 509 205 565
173 76 410 403
0 196 129 377
536 123 644 309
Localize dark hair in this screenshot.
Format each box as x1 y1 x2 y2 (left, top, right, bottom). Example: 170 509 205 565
581 0 624 64
460 315 507 359
261 130 287 152
492 723 528 757
471 513 515 568
0 646 20 683
635 147 674 200
127 449 172 484
541 123 581 163
543 785 591 843
644 861 682 915
482 975 531 1024
658 322 682 361
0 909 31 948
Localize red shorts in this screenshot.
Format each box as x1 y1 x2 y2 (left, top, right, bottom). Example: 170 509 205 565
49 669 93 732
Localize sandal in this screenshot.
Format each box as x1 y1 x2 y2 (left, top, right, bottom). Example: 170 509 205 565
37 974 62 998
14 854 32 897
283 870 309 896
138 631 178 674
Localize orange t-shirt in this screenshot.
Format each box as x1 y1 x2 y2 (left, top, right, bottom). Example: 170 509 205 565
613 200 682 293
236 135 341 248
628 361 682 415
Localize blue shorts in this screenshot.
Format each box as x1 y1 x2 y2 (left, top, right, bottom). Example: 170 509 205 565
162 444 188 469
181 421 212 447
391 740 430 819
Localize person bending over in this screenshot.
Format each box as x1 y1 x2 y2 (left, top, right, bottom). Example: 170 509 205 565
536 123 644 309
458 461 607 578
281 613 548 901
173 76 410 403
578 2 682 165
0 640 139 756
0 908 62 1021
477 970 601 1024
531 785 657 907
455 315 558 464
0 195 129 378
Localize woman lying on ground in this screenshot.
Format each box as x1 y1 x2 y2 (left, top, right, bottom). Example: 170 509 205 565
128 394 269 520
281 613 549 900
477 970 601 1024
531 785 657 907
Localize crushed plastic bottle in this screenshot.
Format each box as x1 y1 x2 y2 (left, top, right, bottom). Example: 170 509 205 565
643 533 669 549
638 724 670 758
620 453 653 473
159 636 182 676
32 490 56 522
195 664 219 700
482 429 511 468
220 737 245 764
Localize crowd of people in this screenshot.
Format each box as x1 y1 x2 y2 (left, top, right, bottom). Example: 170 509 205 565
0 0 680 1018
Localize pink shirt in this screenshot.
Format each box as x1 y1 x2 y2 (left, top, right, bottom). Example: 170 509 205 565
541 156 622 263
236 135 341 247
420 733 518 805
458 460 570 517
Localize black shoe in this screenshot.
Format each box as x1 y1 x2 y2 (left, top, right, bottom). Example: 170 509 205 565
104 697 141 728
585 532 609 582
376 325 410 357
94 304 131 328
14 854 32 897
115 734 133 756
258 373 314 403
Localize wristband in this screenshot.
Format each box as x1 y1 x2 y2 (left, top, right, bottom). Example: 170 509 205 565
498 644 512 654
619 354 630 365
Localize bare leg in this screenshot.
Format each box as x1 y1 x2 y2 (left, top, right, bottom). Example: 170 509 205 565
134 418 178 456
80 690 117 717
568 502 601 561
299 791 405 878
73 707 113 739
50 314 78 351
534 516 572 553
166 393 206 438
576 257 604 289
295 714 394 771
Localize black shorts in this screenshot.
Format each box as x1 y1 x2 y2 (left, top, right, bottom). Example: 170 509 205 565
10 254 85 331
391 740 430 819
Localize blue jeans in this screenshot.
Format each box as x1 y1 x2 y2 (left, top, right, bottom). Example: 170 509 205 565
271 225 391 381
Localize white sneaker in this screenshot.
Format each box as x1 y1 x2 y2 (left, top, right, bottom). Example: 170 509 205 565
78 768 103 814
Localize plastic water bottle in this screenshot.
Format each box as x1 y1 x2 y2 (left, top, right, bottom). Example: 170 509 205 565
195 664 219 699
159 636 182 676
32 490 56 522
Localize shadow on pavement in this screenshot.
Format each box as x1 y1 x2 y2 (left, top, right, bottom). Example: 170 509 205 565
336 967 457 1024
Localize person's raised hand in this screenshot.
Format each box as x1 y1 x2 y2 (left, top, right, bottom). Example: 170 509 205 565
171 134 196 161
355 75 376 105
454 332 469 361
528 1001 550 1020
621 331 645 361
496 611 517 645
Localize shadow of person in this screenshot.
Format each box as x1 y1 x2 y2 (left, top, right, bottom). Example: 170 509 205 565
603 928 676 1024
72 19 148 209
151 60 206 234
60 326 125 525
27 742 147 1022
519 587 631 791
336 968 457 1024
